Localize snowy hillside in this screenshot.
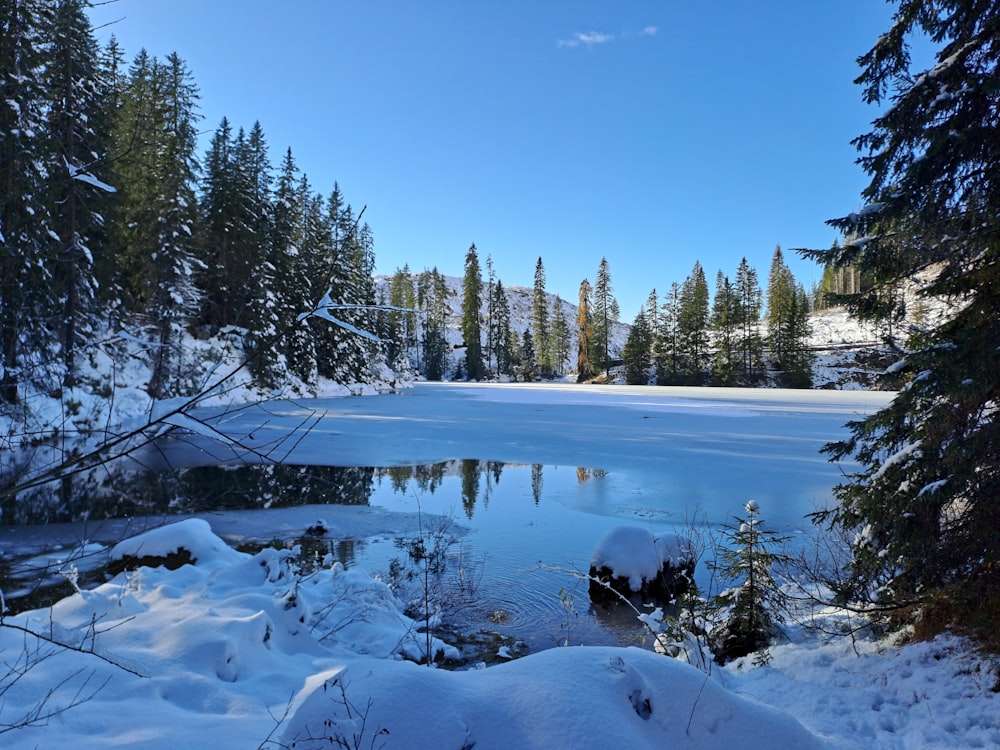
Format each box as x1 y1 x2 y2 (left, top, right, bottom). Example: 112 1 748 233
807 271 955 390
807 307 894 390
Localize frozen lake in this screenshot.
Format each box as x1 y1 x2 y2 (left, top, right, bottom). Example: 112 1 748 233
191 381 891 528
3 382 893 652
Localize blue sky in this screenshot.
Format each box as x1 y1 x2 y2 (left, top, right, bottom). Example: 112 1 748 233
89 1 894 319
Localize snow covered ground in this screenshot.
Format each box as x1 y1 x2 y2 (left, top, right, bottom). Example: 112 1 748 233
2 383 997 749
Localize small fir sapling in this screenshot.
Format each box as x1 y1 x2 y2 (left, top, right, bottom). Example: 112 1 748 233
710 500 791 664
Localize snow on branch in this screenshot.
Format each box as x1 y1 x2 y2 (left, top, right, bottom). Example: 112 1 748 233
64 156 116 193
298 290 422 342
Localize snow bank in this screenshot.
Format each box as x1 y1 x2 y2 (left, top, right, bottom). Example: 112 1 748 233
283 645 824 750
108 518 243 569
0 521 823 750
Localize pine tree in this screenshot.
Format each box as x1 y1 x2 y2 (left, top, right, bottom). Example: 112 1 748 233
622 307 653 385
734 257 763 383
44 0 110 387
197 118 259 331
517 328 536 382
549 296 571 376
0 0 56 403
654 282 681 385
461 243 485 380
576 279 596 382
531 257 551 377
592 257 619 376
711 271 739 386
676 261 709 384
802 0 1000 620
419 267 450 381
489 279 513 377
387 265 417 366
765 245 796 366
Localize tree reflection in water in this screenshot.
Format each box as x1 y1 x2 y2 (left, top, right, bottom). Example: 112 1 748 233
4 459 610 526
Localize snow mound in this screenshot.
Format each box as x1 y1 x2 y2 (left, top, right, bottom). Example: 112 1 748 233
108 518 244 570
283 646 823 750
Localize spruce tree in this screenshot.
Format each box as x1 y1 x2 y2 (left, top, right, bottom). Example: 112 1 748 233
763 246 813 388
301 188 335 384
710 500 791 664
138 53 202 397
802 0 1000 620
419 268 450 381
44 0 109 386
489 279 513 377
262 149 314 384
485 254 496 372
197 117 259 331
518 328 536 382
531 257 551 377
778 285 814 388
622 307 653 385
654 281 681 385
0 0 56 403
711 271 739 386
765 245 796 366
320 197 381 385
734 257 763 383
676 261 709 384
549 296 571 377
644 288 659 359
461 243 485 380
422 319 448 381
388 265 417 365
236 120 275 374
592 257 620 376
106 51 160 309
576 279 596 382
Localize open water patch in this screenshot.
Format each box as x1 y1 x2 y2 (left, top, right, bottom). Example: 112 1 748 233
1 459 696 652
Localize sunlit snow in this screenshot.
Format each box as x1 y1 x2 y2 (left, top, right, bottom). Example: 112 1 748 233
2 383 997 749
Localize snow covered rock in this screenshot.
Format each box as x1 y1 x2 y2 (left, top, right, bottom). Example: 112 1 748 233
108 518 243 575
588 526 695 606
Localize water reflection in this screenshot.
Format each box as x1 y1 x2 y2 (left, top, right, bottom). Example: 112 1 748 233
374 461 607 518
5 460 628 653
3 464 376 526
4 458 609 527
